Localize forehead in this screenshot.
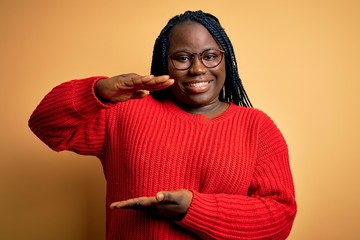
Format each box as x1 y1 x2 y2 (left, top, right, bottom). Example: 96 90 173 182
168 22 219 51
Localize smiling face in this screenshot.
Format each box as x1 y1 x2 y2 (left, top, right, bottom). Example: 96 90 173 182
167 22 226 112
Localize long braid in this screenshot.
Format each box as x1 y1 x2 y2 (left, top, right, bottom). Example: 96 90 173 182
150 10 252 107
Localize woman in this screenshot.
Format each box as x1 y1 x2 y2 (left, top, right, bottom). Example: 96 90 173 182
29 10 296 240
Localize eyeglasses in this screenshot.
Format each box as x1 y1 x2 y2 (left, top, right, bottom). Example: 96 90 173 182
168 48 225 70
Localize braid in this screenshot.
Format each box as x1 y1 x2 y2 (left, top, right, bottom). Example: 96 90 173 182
150 10 252 107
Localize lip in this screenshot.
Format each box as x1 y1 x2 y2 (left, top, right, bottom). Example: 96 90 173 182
182 80 213 94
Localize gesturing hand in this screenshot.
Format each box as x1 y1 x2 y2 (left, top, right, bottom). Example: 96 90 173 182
95 73 174 102
110 189 193 220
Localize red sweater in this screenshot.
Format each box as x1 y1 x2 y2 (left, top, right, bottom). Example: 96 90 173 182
29 77 296 239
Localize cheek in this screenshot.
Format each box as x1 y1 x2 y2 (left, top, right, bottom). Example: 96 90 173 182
216 63 226 85
167 62 178 79
166 66 182 92
167 65 186 83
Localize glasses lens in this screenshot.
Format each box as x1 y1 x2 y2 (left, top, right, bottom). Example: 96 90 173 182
169 49 224 70
201 49 224 68
169 52 193 70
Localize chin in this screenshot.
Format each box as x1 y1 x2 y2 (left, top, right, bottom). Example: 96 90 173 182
180 94 219 108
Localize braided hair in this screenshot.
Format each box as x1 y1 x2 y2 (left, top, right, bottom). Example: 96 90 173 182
150 10 252 107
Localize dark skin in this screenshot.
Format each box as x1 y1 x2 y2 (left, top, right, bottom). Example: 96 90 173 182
167 22 228 118
95 22 227 220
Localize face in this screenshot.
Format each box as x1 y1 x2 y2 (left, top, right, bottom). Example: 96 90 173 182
167 22 226 110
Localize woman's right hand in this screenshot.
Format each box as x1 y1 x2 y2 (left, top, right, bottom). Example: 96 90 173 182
94 73 174 102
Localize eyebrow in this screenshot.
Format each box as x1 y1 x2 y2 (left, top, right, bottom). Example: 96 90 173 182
169 48 220 55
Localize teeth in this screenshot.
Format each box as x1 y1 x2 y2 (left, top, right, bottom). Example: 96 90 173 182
187 82 209 87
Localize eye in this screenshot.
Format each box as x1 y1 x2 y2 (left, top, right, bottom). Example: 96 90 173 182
202 51 219 61
171 52 193 62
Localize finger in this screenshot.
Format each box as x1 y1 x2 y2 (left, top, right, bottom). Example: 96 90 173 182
126 75 170 89
118 74 167 85
143 78 175 91
141 75 171 86
121 74 153 88
110 196 157 209
132 90 147 99
110 198 141 209
153 77 175 87
156 190 192 205
136 74 155 85
155 191 175 203
152 75 171 84
156 192 165 201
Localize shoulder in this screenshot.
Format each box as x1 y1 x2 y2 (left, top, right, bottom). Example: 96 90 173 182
231 104 287 151
229 104 275 126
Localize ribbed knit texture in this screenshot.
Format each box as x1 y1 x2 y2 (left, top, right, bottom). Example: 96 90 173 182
29 77 297 240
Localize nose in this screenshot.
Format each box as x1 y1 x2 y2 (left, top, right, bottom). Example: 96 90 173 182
188 55 207 74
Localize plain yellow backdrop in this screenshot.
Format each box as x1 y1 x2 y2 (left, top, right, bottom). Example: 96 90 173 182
1 0 359 239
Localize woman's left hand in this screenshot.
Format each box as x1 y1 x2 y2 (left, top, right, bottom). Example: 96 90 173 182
110 189 193 220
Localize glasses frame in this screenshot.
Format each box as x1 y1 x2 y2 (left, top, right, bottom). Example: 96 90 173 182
168 48 225 71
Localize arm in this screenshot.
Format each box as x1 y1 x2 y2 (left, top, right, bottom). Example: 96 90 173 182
28 76 110 156
177 116 297 240
110 114 296 239
28 74 174 156
179 155 296 240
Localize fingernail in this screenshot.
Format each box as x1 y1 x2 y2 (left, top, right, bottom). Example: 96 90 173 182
156 192 165 201
110 204 118 209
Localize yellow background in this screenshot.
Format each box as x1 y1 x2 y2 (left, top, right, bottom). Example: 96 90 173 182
1 0 359 239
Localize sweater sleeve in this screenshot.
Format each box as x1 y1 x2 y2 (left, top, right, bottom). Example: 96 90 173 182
177 114 297 240
28 76 111 157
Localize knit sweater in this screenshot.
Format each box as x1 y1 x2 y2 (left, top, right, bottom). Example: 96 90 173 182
29 76 297 240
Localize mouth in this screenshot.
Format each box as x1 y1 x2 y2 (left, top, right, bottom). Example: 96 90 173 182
184 81 211 88
182 80 213 93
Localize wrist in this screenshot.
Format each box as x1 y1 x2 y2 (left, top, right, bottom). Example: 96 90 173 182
94 78 110 102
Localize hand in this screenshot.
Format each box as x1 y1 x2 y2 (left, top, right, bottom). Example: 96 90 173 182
95 73 174 102
110 189 193 220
